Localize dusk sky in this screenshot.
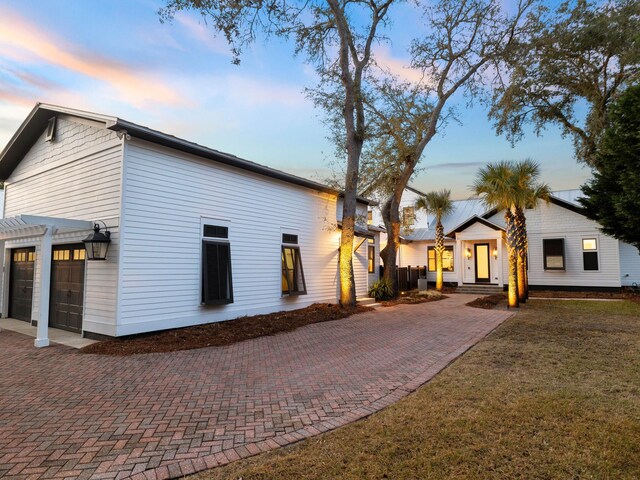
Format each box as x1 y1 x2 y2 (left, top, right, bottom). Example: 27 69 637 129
0 0 592 199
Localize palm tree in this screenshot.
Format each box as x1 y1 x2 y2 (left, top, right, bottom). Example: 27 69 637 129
415 189 453 292
511 160 551 301
472 161 524 309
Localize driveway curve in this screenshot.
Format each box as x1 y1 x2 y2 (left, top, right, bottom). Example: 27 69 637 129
0 294 512 480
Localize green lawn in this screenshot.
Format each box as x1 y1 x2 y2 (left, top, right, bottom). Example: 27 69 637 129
192 300 640 480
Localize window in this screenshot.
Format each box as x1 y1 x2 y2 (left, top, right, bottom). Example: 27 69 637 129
282 233 298 244
368 244 375 273
403 206 415 225
582 238 599 271
543 238 565 270
428 246 454 272
202 225 233 305
367 210 373 224
282 246 306 295
204 225 228 239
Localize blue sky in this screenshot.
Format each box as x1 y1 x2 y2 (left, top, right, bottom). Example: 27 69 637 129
0 0 591 198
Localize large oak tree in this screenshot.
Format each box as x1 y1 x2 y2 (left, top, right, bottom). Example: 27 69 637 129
160 0 396 306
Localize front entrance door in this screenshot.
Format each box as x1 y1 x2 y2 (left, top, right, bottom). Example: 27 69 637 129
50 245 86 333
474 243 490 283
9 248 36 322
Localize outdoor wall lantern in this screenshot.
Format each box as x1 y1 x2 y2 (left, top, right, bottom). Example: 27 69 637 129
83 221 111 260
465 248 472 259
492 247 499 259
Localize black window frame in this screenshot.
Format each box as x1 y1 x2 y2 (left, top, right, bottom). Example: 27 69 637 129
427 246 455 272
582 238 599 271
201 239 234 305
281 245 307 296
543 238 565 271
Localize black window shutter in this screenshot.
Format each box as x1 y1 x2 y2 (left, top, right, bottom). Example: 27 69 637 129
202 241 233 304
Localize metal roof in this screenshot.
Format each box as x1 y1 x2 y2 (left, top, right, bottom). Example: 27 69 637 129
0 103 373 204
403 190 584 242
550 189 583 206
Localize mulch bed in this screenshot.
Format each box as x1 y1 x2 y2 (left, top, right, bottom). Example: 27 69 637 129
466 294 507 310
80 303 372 356
381 292 447 307
467 290 640 309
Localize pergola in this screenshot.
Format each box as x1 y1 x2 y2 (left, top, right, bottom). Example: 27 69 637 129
0 215 93 347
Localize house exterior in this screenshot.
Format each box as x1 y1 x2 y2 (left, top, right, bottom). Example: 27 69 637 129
373 187 640 290
0 104 378 346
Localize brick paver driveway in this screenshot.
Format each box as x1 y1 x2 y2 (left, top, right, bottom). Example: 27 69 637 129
0 294 512 480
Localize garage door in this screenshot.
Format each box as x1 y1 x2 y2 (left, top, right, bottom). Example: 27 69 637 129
9 248 36 322
50 245 86 333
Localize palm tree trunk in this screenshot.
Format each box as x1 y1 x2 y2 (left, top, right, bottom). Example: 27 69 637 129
435 222 444 291
514 208 526 303
505 210 519 309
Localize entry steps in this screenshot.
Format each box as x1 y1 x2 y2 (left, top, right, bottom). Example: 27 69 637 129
357 297 381 307
456 284 504 295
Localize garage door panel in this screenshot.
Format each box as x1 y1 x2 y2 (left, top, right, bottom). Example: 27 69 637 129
50 245 85 333
9 248 36 322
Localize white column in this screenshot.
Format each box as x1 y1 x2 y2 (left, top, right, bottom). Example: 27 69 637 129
35 227 52 348
496 236 503 287
0 241 7 318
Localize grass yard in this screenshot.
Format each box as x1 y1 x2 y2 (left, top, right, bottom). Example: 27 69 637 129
191 299 640 479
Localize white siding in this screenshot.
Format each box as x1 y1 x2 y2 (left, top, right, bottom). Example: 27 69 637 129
3 116 122 335
117 140 343 335
619 242 640 286
488 202 621 288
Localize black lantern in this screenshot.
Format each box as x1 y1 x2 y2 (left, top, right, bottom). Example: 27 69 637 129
83 223 111 260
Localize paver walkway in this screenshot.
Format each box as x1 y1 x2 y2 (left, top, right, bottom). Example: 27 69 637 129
0 294 513 480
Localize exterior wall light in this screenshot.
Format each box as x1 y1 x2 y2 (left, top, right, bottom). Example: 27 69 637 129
492 248 498 259
465 248 472 259
83 222 111 260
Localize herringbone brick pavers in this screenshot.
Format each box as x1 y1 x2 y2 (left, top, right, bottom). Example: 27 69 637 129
0 294 512 479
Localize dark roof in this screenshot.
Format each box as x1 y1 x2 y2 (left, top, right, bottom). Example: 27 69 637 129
0 103 373 204
405 185 427 197
445 215 505 237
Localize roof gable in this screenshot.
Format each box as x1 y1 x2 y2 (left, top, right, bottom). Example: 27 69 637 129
0 103 372 204
446 215 505 237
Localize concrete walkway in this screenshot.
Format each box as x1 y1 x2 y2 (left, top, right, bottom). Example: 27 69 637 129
0 294 513 480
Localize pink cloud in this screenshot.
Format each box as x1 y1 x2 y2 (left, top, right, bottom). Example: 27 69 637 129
174 14 232 57
374 46 429 86
0 6 186 108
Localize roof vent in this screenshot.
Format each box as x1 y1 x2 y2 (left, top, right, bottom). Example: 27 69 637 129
45 117 56 142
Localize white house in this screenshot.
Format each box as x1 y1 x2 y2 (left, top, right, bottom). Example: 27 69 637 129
0 103 379 347
373 187 640 291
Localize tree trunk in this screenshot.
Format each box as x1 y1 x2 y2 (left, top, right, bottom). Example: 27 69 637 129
380 194 402 298
379 159 417 298
505 210 519 309
514 208 526 303
435 221 444 291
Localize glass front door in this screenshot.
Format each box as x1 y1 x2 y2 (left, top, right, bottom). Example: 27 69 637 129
474 243 490 282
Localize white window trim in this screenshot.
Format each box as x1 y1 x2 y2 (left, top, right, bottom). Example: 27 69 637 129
581 235 600 273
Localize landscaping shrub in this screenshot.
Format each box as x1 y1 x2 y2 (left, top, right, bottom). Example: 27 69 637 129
369 277 395 301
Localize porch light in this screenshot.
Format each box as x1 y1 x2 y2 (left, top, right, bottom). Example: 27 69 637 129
465 248 472 259
83 223 111 260
492 247 498 259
